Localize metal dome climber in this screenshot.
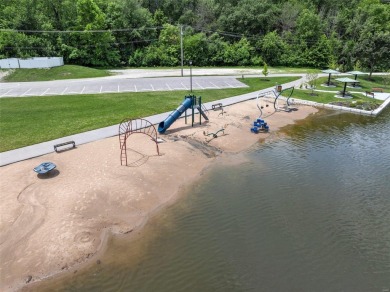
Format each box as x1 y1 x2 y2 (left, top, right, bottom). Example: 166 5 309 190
119 118 160 166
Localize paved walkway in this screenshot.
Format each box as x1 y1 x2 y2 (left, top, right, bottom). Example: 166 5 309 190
0 77 304 166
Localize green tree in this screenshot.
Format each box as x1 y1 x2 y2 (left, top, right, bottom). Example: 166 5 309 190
0 31 43 58
76 0 105 29
224 38 253 66
353 60 362 71
1 0 388 70
295 8 322 48
157 0 200 23
38 0 77 30
354 31 390 78
352 1 390 77
184 32 209 66
287 8 324 67
279 2 301 33
153 9 169 27
130 24 180 67
64 0 119 66
217 0 279 35
305 73 318 95
106 0 155 65
262 62 268 78
261 31 285 66
328 58 338 70
207 33 228 66
193 0 218 30
307 34 331 68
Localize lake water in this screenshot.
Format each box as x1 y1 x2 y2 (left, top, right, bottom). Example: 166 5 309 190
34 108 390 292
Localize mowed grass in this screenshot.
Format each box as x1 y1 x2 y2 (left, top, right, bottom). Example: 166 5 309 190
287 74 387 104
291 89 383 105
279 78 385 105
0 76 297 152
311 75 388 92
3 65 110 82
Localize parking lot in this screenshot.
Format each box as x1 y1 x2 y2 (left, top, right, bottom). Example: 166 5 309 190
0 76 247 98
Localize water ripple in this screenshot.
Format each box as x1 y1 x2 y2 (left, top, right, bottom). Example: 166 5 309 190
36 109 390 292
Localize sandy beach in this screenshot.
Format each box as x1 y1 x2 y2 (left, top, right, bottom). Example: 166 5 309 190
0 98 317 291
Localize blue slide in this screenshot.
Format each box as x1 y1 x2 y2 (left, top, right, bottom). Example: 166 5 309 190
158 97 193 134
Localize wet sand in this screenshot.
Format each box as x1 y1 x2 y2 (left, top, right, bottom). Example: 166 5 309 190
0 99 317 291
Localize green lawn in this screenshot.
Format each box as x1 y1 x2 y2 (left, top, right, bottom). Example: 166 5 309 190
312 75 388 93
0 76 297 152
291 88 382 104
3 65 110 82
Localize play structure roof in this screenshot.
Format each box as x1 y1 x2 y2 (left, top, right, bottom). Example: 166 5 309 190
346 71 367 75
322 69 340 74
335 77 360 83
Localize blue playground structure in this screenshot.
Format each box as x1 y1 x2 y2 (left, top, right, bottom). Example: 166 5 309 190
158 95 208 134
251 118 269 134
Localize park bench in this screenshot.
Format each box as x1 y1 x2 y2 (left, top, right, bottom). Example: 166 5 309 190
212 103 225 116
372 87 383 92
366 91 375 98
212 103 223 110
54 141 76 152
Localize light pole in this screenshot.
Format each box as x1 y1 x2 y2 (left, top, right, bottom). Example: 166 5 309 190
189 60 192 92
180 25 184 77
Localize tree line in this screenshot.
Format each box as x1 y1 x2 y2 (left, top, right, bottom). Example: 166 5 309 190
0 0 389 73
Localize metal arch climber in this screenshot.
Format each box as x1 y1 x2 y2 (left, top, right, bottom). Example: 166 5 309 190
119 118 160 166
273 86 295 112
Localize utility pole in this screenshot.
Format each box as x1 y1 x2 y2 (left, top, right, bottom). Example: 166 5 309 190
189 60 193 92
180 25 184 77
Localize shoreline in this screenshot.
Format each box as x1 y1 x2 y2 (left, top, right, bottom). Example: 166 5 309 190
22 160 220 292
0 98 318 291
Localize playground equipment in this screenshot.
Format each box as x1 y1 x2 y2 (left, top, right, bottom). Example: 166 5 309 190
273 86 296 112
212 103 225 116
158 95 208 134
34 162 56 174
119 118 160 166
256 90 274 118
251 118 269 133
54 141 76 152
203 124 227 142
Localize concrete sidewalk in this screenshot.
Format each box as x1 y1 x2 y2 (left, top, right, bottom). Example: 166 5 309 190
0 77 305 166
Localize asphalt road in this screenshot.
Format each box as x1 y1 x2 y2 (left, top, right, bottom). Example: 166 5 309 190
0 75 248 98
